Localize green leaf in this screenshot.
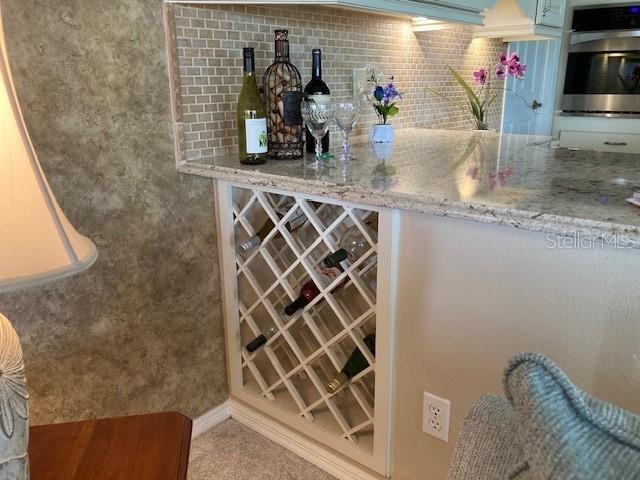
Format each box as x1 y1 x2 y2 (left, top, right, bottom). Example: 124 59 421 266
469 100 480 120
387 104 400 117
449 67 483 120
483 93 497 111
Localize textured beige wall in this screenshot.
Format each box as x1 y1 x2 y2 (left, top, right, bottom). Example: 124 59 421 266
173 4 506 160
394 212 640 479
0 0 227 424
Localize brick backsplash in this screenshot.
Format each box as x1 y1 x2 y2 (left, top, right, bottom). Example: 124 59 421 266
171 4 505 161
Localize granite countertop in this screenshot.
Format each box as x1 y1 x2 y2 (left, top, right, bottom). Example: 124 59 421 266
178 128 640 248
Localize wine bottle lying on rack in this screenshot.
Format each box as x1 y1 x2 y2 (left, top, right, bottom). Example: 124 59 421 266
238 207 306 253
324 218 378 268
246 326 277 353
283 265 347 316
327 334 376 394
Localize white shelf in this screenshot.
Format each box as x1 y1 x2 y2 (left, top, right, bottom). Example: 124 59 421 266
163 0 495 25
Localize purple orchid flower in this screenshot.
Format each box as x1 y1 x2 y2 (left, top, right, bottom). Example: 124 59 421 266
508 61 527 79
383 81 401 104
473 68 488 85
496 66 506 80
499 51 509 66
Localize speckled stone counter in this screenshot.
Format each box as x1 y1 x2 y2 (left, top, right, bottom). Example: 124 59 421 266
178 128 640 248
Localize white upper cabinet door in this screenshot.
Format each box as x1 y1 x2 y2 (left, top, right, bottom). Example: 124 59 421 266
535 0 565 28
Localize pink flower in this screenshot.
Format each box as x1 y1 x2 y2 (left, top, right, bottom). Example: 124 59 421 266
495 52 527 81
473 68 488 85
508 62 527 79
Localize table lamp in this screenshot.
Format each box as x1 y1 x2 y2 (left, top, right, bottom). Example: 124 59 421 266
0 3 97 478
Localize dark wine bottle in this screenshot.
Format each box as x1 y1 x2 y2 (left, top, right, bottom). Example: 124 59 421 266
327 334 376 393
323 218 378 268
246 326 277 353
237 47 267 165
283 266 346 316
304 49 330 154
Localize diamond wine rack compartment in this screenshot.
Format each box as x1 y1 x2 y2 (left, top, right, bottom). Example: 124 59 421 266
215 183 398 476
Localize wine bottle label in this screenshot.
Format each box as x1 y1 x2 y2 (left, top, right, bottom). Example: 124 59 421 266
307 94 332 104
321 265 348 291
321 266 342 281
245 118 268 154
283 91 303 125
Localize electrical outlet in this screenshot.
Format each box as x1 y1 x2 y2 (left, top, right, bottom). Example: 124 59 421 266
423 392 451 442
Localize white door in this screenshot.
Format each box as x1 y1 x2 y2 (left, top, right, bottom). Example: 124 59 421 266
536 0 566 28
502 39 561 136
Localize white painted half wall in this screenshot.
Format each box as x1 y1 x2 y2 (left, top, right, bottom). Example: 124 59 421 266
393 211 640 480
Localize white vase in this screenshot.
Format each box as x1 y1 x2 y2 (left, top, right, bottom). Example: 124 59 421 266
370 124 394 143
372 142 395 160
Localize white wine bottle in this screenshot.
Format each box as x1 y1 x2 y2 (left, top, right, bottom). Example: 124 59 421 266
237 47 267 165
238 206 306 253
327 334 376 394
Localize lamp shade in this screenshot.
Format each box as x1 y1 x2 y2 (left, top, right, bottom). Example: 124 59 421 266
0 6 97 293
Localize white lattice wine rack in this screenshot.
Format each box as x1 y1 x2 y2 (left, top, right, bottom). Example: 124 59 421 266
215 182 398 477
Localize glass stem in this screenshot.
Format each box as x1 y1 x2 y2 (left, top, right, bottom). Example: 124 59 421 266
342 133 350 159
315 138 323 160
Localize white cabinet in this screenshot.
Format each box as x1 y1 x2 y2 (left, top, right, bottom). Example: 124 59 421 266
473 0 565 40
167 0 498 25
535 0 566 28
559 130 640 154
411 0 495 11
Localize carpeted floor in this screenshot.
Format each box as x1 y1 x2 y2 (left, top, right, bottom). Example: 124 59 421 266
188 419 337 480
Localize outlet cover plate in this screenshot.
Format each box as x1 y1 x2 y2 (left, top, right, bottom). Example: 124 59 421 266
423 391 451 442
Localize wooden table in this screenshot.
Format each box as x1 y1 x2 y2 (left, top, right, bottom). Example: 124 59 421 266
29 412 192 480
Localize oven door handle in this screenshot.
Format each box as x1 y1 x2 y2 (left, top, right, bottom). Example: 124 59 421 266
604 141 628 146
571 30 640 47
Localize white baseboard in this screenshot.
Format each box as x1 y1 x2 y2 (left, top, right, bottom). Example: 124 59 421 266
191 398 380 480
192 399 232 438
229 400 381 480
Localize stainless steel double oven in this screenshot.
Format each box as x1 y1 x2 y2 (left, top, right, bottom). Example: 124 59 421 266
562 4 640 115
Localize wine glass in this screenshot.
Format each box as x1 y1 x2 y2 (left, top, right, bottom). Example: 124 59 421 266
301 99 335 161
334 102 360 160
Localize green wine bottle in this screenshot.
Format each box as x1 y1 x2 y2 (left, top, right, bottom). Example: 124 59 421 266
324 217 378 268
326 334 375 394
237 47 267 165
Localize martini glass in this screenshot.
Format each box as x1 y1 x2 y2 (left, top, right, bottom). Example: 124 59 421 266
301 99 335 162
334 102 360 160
